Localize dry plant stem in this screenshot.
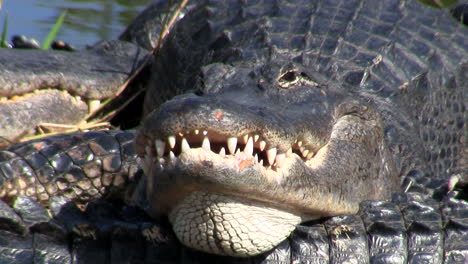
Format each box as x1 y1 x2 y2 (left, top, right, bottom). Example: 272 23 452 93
84 0 189 123
21 122 111 142
12 0 189 145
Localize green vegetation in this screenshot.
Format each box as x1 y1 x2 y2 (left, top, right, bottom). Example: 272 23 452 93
419 0 458 8
0 12 7 48
0 1 67 50
41 10 67 50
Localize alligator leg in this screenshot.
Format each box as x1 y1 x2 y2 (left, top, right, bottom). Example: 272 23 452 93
0 131 139 205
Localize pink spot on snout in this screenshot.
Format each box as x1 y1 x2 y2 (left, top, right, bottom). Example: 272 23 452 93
215 111 224 121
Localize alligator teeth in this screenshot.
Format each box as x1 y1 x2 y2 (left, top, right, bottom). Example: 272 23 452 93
242 134 249 144
244 137 253 156
149 132 318 170
181 138 190 153
259 141 266 151
275 153 286 168
202 137 211 151
286 148 292 157
155 140 166 158
227 137 238 154
168 136 176 149
266 148 277 165
219 147 226 157
87 99 101 113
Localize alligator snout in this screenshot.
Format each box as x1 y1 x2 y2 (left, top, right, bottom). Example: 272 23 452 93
136 89 400 256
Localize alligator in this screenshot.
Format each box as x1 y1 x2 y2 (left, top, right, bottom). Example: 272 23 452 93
0 0 467 263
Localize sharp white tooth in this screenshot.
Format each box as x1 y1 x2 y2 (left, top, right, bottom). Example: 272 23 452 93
87 99 101 113
203 130 208 135
297 141 303 147
219 147 226 157
195 129 199 135
227 137 238 154
244 137 253 156
294 139 298 144
178 132 184 137
168 136 176 149
169 151 176 160
307 152 314 160
259 159 264 166
266 148 277 166
155 140 166 157
259 141 266 151
286 148 292 157
242 134 249 144
202 137 211 151
181 138 190 152
235 148 241 155
254 134 260 142
275 153 286 168
254 154 258 163
302 149 309 158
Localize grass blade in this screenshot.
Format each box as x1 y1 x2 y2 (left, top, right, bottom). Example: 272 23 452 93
1 12 8 48
41 10 67 50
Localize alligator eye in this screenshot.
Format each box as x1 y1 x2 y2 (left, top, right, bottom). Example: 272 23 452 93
278 71 318 89
278 70 299 88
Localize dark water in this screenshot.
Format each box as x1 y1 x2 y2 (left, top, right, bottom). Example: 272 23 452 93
0 0 153 49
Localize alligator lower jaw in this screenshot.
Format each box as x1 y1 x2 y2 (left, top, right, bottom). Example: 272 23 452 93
141 145 317 257
168 191 302 257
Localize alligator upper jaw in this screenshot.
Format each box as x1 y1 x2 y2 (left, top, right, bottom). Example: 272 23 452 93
138 115 398 221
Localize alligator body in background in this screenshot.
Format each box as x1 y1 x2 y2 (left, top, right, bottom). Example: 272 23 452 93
0 0 467 263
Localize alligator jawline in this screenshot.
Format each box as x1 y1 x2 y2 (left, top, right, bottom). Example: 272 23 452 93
140 128 333 216
140 128 320 173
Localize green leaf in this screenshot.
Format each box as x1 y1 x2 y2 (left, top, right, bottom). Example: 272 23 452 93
0 12 8 48
41 10 67 50
418 0 458 9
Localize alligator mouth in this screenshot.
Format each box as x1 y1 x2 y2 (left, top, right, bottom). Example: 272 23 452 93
136 96 397 257
140 129 318 174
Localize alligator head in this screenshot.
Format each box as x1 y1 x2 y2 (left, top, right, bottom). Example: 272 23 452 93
136 59 399 256
133 0 408 257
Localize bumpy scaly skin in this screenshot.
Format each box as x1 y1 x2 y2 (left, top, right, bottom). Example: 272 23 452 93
0 0 467 262
0 131 139 204
169 191 301 256
137 0 467 256
0 41 147 142
0 185 466 263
